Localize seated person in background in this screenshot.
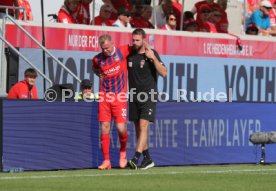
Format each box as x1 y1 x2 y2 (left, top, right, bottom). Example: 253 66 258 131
246 0 261 18
130 3 154 29
246 22 259 35
191 0 222 23
159 13 177 30
269 0 276 36
91 3 114 26
183 11 194 20
8 68 38 99
197 4 214 32
171 0 183 30
208 7 223 33
0 0 19 19
57 0 80 24
249 0 272 35
140 5 155 29
112 7 132 28
152 0 173 28
75 79 97 100
75 0 92 25
183 18 199 32
109 0 132 12
216 0 228 33
18 0 33 21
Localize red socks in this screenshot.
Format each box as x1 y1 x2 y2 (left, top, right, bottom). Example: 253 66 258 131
101 134 110 161
119 131 128 152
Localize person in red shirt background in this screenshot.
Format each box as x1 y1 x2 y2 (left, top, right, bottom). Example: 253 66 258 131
75 0 92 25
171 0 182 30
269 0 276 35
130 3 154 28
159 13 177 30
192 0 222 23
216 0 228 33
8 68 38 99
197 4 215 32
57 0 79 24
18 0 33 21
91 3 114 26
0 0 19 19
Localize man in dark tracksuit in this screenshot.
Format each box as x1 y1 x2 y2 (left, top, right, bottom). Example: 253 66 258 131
127 28 167 170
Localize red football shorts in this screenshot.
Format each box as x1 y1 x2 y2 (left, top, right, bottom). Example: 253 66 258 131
98 92 127 123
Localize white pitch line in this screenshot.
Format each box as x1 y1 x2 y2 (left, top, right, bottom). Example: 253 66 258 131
1 168 276 180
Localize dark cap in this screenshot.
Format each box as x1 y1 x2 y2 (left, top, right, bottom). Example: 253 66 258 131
183 18 198 27
246 22 259 34
81 79 93 88
118 7 131 16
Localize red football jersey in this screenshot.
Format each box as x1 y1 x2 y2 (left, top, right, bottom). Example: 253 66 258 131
93 45 131 94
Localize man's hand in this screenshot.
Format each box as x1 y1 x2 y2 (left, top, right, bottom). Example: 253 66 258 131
144 43 155 61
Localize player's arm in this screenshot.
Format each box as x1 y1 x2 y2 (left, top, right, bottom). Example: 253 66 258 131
92 57 101 77
145 45 167 77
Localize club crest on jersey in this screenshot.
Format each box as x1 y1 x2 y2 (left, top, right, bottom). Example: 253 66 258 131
128 62 133 67
114 55 120 62
140 60 145 68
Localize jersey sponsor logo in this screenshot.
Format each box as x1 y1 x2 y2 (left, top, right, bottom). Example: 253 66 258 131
103 65 120 76
114 55 120 62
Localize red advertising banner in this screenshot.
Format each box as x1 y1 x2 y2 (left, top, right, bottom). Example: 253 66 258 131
5 23 276 60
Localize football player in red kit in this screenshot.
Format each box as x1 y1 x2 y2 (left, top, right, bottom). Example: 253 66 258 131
92 34 131 170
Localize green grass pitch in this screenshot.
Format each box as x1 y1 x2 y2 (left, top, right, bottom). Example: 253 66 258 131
1 164 276 191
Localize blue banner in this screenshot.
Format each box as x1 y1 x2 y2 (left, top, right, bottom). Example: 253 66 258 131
18 48 276 103
2 100 276 171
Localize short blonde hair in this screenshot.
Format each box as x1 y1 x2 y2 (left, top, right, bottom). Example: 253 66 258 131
99 34 112 46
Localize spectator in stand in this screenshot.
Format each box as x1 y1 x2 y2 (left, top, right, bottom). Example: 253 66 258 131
246 0 261 18
191 0 222 23
75 0 92 25
57 0 80 24
0 0 19 19
171 0 182 30
75 79 98 100
91 3 114 26
197 4 214 32
246 22 259 35
112 7 132 28
249 0 272 35
183 18 199 32
141 5 155 29
18 0 33 21
101 0 119 21
130 3 154 29
269 0 276 35
216 0 228 33
183 11 194 20
208 7 224 33
159 13 177 30
151 0 173 28
110 0 132 12
8 68 38 99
